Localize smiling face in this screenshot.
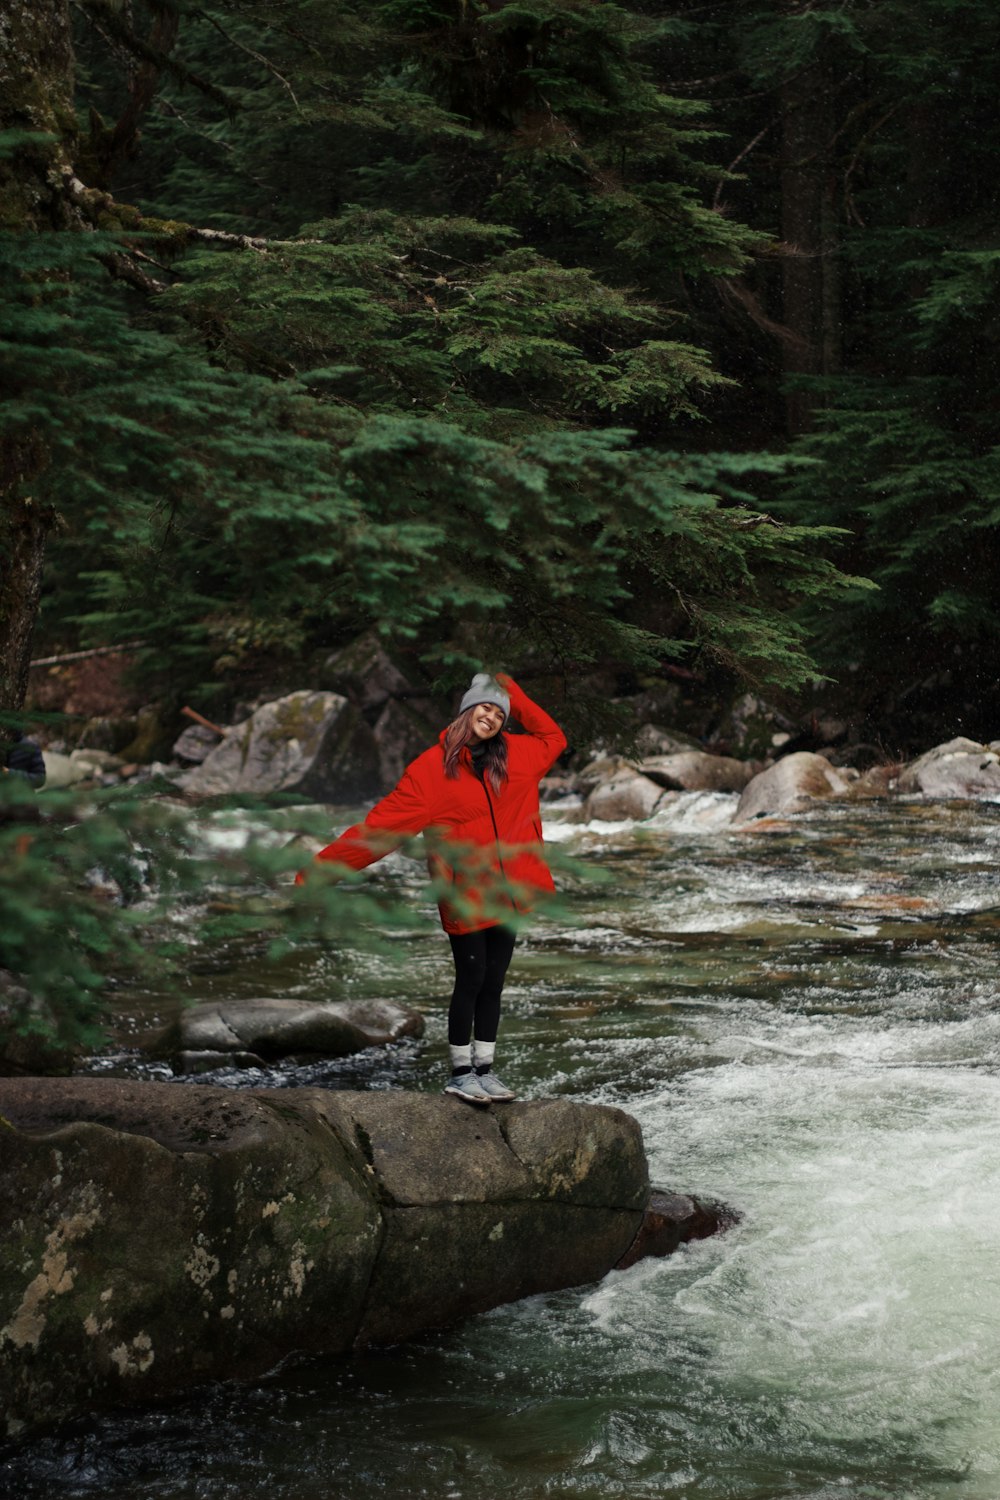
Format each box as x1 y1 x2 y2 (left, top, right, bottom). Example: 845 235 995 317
470 702 505 740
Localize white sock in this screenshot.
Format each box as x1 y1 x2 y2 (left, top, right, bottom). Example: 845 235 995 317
473 1039 496 1073
449 1043 473 1074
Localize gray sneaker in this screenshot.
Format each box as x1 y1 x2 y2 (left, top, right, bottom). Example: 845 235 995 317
474 1071 516 1101
444 1071 492 1106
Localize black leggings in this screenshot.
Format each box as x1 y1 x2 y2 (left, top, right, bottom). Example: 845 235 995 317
447 925 517 1046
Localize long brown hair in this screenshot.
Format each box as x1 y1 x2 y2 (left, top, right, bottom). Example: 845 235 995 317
442 707 508 795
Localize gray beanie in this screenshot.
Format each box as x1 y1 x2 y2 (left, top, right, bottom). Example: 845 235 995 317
459 672 510 724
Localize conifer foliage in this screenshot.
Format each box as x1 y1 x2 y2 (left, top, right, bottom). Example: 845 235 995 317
2 0 855 719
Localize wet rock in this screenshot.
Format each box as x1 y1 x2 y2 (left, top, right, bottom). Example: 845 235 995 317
615 1189 740 1270
639 751 758 794
181 691 381 802
0 1079 650 1438
584 772 667 822
897 737 1000 798
733 752 850 825
847 762 902 798
152 997 425 1072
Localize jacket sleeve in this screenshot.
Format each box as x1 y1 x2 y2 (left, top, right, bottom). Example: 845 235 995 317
498 674 567 776
296 760 434 883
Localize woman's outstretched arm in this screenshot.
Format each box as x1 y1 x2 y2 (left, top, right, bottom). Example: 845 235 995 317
296 762 433 882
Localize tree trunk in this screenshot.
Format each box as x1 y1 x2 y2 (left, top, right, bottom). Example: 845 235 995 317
0 1 76 710
0 0 77 227
0 483 56 715
780 59 840 434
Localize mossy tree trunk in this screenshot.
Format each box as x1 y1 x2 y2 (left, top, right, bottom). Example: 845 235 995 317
0 0 76 712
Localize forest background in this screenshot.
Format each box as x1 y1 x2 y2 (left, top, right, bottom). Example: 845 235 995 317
2 0 999 1040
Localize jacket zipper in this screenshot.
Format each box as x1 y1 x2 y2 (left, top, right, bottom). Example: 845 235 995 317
481 778 506 876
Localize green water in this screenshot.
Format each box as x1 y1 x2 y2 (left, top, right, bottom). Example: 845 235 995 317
7 792 1000 1499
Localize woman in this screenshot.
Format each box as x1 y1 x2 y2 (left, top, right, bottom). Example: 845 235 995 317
300 672 566 1106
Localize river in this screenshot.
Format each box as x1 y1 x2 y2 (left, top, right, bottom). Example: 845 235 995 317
7 790 1000 1499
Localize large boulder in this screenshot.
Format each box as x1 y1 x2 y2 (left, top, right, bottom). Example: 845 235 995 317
732 751 850 825
639 751 758 794
897 737 1000 798
0 1079 650 1439
0 1080 653 1440
181 692 381 802
632 724 700 757
152 996 426 1074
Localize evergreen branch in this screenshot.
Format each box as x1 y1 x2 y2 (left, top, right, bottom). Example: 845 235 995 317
72 1 238 116
193 7 303 111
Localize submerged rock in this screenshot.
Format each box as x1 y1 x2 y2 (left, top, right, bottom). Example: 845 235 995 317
152 996 425 1073
0 1078 653 1439
181 691 381 802
732 751 850 825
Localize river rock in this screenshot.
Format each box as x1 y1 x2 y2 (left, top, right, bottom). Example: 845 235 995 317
372 696 446 789
181 692 381 802
171 723 221 765
0 973 74 1077
732 751 850 824
584 772 666 822
0 1079 649 1439
615 1190 740 1270
36 749 89 790
152 996 426 1073
320 632 423 713
897 737 1000 798
639 751 758 793
713 692 795 759
633 724 700 756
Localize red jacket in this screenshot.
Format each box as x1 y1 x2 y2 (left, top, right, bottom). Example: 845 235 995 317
302 676 566 934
